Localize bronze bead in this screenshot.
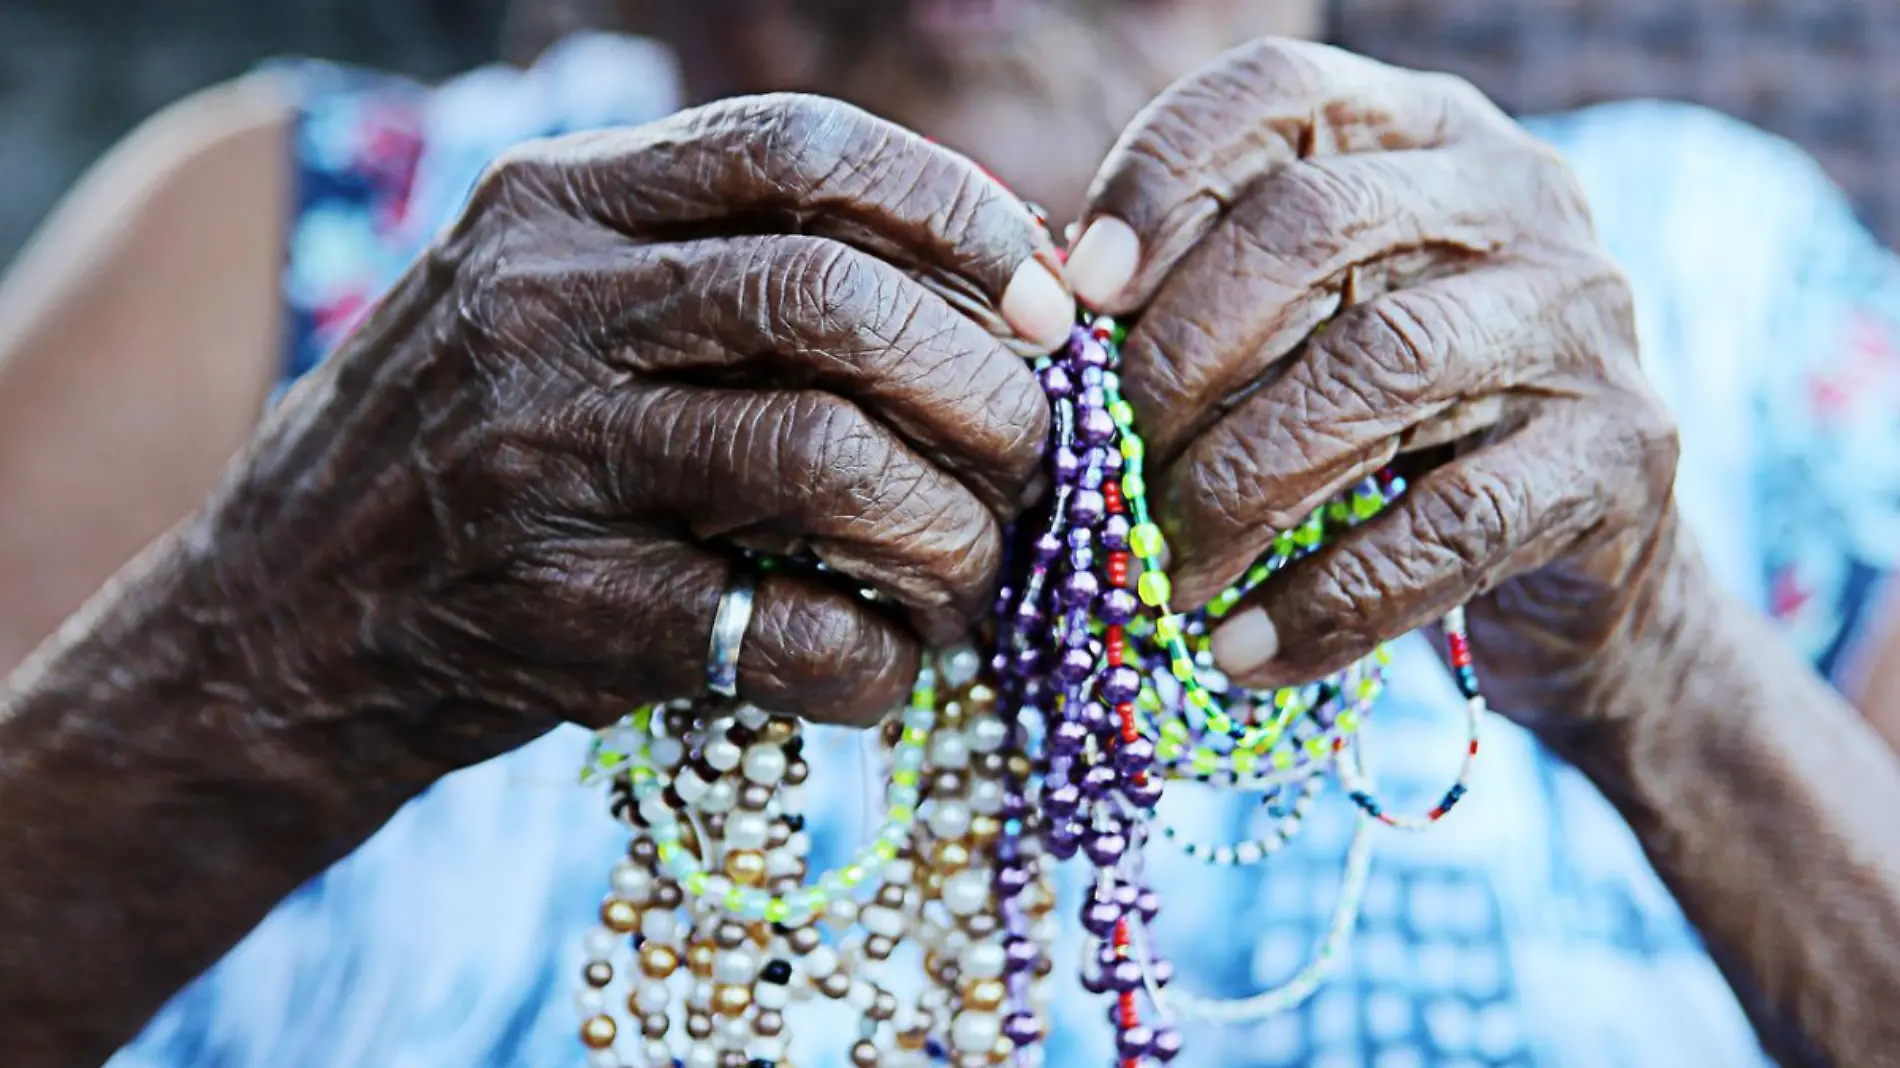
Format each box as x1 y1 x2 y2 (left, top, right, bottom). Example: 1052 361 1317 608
819 972 851 1000
788 925 821 954
850 1039 879 1067
753 1009 784 1037
580 1015 617 1050
969 815 1000 843
652 882 683 910
712 983 752 1016
583 961 614 988
628 838 657 865
935 842 971 869
686 1012 714 1040
767 822 792 848
642 1012 670 1038
639 944 679 979
739 783 772 810
704 813 727 839
785 761 810 786
720 1052 748 1068
601 897 641 933
687 943 715 977
725 849 766 886
715 922 748 950
967 979 1006 1012
875 884 906 909
871 990 898 1021
963 913 999 938
865 934 895 961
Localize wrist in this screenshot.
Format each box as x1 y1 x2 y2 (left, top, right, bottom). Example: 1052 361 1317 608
1528 516 1730 777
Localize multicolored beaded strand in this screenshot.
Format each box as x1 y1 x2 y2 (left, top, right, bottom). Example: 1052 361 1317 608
571 308 1492 1067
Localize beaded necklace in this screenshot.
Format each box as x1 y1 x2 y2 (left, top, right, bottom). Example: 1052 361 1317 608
570 312 1487 1068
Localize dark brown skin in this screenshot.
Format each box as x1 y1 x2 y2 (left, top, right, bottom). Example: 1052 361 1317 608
0 94 1073 1065
3 20 1900 1068
1077 39 1900 1065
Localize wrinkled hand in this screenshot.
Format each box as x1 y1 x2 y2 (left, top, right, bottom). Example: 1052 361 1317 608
193 94 1074 763
1064 40 1680 724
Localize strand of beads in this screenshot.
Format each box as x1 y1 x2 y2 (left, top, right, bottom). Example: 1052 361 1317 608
574 305 1494 1068
1337 606 1484 829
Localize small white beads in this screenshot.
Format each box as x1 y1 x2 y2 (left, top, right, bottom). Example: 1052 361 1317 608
741 743 787 785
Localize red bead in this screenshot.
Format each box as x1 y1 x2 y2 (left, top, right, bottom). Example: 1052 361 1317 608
1103 481 1124 514
1107 552 1130 588
1113 918 1130 949
1105 625 1125 666
1447 632 1471 668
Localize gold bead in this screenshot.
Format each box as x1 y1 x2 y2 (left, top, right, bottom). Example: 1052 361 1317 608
725 849 766 886
967 978 1006 1012
990 1036 1015 1063
687 943 715 977
639 944 679 979
713 983 752 1016
935 842 970 870
580 1014 617 1050
969 815 1000 843
763 718 796 742
601 897 641 933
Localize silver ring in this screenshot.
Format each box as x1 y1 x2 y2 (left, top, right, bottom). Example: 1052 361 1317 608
706 567 756 698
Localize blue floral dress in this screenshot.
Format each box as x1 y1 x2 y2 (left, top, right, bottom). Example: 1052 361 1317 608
111 39 1900 1068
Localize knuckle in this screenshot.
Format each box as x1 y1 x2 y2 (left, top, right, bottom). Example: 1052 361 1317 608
1328 292 1449 404
748 93 883 199
1432 463 1523 576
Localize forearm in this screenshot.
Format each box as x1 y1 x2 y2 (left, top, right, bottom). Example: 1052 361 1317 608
0 531 442 1067
1555 542 1900 1066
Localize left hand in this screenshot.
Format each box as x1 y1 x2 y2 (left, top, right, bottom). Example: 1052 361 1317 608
1062 39 1683 725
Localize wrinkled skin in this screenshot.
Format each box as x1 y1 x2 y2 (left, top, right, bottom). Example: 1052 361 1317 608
200 93 1067 750
1081 40 1679 725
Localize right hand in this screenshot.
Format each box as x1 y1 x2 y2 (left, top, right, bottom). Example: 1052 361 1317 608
180 94 1073 765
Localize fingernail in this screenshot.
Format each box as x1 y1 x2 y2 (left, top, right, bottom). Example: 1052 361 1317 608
1001 257 1077 352
1064 217 1140 309
1210 608 1280 676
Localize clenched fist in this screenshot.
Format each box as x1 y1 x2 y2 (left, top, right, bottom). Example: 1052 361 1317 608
190 93 1076 763
1064 39 1680 725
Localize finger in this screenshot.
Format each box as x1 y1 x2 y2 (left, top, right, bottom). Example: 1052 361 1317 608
1068 38 1513 310
1118 147 1589 462
488 94 1075 349
1160 261 1630 606
1205 406 1663 690
490 537 919 727
607 235 1051 514
564 382 1007 634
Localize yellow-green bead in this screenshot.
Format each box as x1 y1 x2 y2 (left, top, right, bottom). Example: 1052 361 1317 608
1109 399 1137 426
1232 749 1258 775
1272 748 1294 770
1191 749 1218 775
1169 657 1196 682
1120 436 1145 462
765 900 789 923
1161 720 1189 741
1129 522 1164 559
1186 686 1213 710
1206 711 1234 735
1157 740 1182 761
685 871 709 895
841 865 865 888
1155 613 1184 642
1137 570 1172 607
1122 472 1148 500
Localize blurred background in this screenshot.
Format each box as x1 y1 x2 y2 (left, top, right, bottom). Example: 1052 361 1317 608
3 0 1900 262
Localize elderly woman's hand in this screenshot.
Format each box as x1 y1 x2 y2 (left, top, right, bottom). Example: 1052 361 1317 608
1063 40 1680 723
191 94 1073 757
